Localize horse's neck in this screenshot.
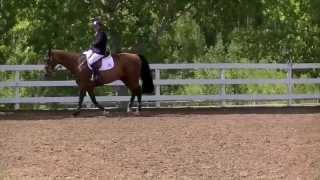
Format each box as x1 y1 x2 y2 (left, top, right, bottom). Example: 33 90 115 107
55 52 81 75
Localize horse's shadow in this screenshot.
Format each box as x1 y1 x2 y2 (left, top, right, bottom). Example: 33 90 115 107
0 109 153 121
0 106 319 121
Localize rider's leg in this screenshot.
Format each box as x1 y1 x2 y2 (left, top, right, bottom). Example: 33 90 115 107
91 62 100 81
88 53 103 81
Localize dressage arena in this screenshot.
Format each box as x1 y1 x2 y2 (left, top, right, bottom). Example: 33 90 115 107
0 107 320 179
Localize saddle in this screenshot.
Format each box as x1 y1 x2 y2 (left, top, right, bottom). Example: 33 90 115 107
90 55 114 71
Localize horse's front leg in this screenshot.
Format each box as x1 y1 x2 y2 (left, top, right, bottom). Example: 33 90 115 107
73 90 86 116
87 89 109 115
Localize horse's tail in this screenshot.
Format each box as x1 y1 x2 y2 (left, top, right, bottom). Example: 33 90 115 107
139 54 154 94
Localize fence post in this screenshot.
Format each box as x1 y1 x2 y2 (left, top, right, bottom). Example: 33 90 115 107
14 71 20 110
220 69 226 106
155 69 161 107
287 62 293 106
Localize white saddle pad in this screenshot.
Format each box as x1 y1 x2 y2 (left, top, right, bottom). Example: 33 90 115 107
87 55 115 71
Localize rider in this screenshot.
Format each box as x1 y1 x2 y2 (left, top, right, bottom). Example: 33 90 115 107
84 18 108 81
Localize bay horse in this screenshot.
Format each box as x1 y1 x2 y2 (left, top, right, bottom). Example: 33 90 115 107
44 49 154 116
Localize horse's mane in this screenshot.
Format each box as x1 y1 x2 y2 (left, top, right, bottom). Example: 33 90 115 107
52 49 80 57
51 49 84 64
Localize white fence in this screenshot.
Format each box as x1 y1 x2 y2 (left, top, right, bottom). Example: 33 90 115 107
1 63 320 109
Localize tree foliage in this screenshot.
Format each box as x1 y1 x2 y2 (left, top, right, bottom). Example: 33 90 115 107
1 0 320 64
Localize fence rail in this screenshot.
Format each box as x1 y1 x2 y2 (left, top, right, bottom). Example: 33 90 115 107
1 63 320 109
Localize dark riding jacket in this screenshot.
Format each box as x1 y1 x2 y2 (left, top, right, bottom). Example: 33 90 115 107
91 31 107 55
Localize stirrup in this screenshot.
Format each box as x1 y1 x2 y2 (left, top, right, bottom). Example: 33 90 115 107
90 74 95 81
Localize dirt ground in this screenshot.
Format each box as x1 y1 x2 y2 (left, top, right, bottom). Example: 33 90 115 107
0 107 320 180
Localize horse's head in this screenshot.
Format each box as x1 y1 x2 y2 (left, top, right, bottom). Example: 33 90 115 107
44 49 57 78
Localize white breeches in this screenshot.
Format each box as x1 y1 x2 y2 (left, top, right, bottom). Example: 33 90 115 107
83 50 104 66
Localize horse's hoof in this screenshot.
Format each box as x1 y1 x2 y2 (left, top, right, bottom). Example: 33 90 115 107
133 111 141 116
103 110 110 116
127 107 132 113
73 111 80 117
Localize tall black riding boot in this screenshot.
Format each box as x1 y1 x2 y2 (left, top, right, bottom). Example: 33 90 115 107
90 67 100 82
90 67 99 81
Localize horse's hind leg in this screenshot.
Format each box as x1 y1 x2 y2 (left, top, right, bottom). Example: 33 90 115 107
73 90 86 116
137 88 142 112
127 95 135 113
130 86 142 113
126 86 142 114
122 79 135 113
